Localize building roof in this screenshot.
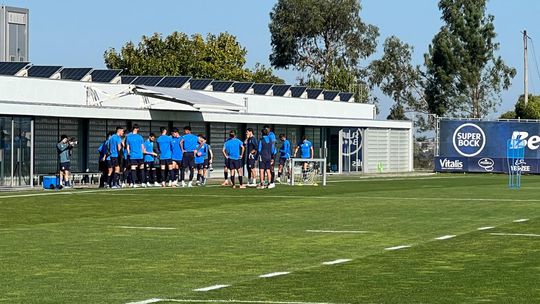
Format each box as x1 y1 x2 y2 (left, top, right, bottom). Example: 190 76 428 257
0 61 358 102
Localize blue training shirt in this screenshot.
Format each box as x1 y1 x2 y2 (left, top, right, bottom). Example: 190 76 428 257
108 134 122 158
182 133 199 152
268 131 276 143
157 135 173 160
280 139 291 159
171 136 183 160
258 136 276 160
98 140 107 160
127 133 144 159
299 140 313 159
224 138 243 160
143 140 155 162
195 143 207 164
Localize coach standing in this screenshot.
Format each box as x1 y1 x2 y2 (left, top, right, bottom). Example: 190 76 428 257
57 135 74 188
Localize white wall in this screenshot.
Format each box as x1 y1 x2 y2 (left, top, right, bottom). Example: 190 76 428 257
0 75 411 130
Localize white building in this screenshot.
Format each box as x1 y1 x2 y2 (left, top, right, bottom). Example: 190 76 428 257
0 63 412 187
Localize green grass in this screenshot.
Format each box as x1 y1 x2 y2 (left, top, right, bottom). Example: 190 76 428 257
0 174 539 304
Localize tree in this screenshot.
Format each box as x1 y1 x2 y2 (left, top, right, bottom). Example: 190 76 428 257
268 0 378 101
515 94 540 119
370 36 425 112
249 63 285 84
424 0 516 118
104 32 284 83
371 0 515 120
499 111 516 119
386 103 409 120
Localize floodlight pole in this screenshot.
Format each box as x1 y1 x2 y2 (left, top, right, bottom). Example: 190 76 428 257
524 30 529 107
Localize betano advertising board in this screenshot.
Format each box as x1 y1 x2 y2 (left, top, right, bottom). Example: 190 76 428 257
435 120 539 173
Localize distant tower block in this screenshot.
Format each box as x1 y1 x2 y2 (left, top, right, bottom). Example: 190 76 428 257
0 6 29 62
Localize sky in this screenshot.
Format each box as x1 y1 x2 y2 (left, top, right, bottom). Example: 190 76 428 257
2 0 540 118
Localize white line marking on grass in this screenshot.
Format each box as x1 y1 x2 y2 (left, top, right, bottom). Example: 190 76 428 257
126 298 162 304
87 193 540 203
116 226 177 230
322 259 352 265
489 233 540 237
193 284 230 292
259 271 291 278
384 245 411 251
306 230 368 234
161 299 348 304
477 226 495 231
0 189 104 199
513 219 530 223
435 235 456 240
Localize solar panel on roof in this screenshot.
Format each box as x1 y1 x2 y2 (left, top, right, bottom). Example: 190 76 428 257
60 68 92 80
271 84 291 96
189 79 213 90
339 92 354 102
131 76 164 86
290 86 307 98
156 76 191 88
121 76 137 84
323 91 340 101
27 65 62 78
211 81 234 92
252 83 273 95
90 69 122 83
232 82 253 93
306 88 323 99
0 62 29 75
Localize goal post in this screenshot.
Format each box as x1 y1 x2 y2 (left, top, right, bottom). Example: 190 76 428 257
289 158 327 186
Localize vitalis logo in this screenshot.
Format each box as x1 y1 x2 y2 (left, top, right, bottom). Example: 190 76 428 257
452 123 486 157
478 158 495 172
439 158 463 170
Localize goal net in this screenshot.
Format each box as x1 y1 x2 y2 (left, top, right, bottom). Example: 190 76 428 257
289 158 327 186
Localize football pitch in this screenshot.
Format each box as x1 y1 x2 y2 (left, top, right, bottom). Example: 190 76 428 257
0 174 539 304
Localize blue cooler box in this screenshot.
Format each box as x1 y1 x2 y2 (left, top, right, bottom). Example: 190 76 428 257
43 176 59 190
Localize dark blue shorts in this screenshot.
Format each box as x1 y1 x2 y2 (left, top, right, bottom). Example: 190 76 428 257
182 153 195 168
259 159 271 170
279 158 288 166
224 158 231 169
59 162 70 171
172 159 183 167
144 161 155 169
197 162 208 170
130 158 143 166
108 157 119 168
247 156 257 169
160 159 172 166
229 159 242 170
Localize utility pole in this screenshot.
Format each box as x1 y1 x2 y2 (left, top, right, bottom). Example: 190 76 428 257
524 30 529 106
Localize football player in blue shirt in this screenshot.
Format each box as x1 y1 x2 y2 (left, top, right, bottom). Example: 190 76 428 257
244 128 258 187
97 131 113 188
121 136 130 187
195 135 209 186
264 125 277 188
258 128 276 189
107 126 124 188
126 124 146 187
143 133 159 187
223 130 246 188
278 133 291 183
156 127 174 187
180 126 199 187
294 135 314 182
171 128 183 187
221 137 232 186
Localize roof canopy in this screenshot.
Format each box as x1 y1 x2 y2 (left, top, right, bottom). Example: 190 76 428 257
133 85 244 112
